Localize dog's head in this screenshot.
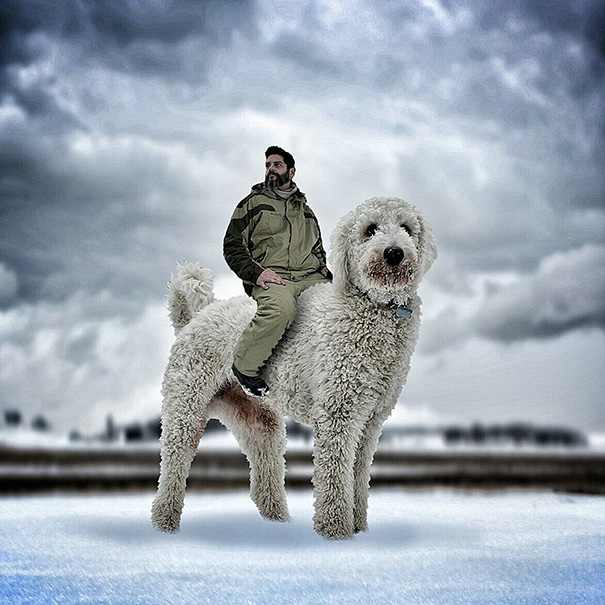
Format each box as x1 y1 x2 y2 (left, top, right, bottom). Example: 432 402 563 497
329 197 437 304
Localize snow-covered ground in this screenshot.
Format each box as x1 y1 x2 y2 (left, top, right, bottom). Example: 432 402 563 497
1 489 603 604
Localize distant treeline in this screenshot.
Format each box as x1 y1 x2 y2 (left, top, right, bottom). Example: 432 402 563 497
1 409 50 432
380 423 588 448
68 418 590 447
442 423 587 447
1 408 589 448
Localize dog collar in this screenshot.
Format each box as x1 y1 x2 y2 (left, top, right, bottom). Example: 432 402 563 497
390 301 414 319
354 286 413 319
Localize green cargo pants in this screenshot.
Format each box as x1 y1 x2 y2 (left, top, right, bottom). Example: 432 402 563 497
233 271 331 376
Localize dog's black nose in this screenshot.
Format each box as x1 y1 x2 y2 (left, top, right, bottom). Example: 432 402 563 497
384 246 404 266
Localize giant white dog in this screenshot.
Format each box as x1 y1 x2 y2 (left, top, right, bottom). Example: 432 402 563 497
151 197 437 539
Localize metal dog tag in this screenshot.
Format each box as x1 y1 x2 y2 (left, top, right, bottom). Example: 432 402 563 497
395 305 413 319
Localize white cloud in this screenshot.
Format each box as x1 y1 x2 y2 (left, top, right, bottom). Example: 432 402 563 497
214 273 248 301
420 245 605 354
0 293 173 433
473 245 605 341
406 329 605 432
388 401 450 427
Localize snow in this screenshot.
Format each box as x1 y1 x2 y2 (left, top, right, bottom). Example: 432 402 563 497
0 429 74 449
1 489 604 604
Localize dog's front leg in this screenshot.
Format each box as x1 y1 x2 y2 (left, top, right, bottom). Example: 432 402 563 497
352 405 393 533
311 409 359 539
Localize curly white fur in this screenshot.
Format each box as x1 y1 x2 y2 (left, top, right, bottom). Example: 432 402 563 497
151 197 437 539
167 262 215 335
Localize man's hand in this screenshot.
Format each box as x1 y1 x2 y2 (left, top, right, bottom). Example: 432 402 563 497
256 269 285 290
320 266 333 279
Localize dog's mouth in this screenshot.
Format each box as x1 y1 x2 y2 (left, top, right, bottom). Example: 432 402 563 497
364 257 418 287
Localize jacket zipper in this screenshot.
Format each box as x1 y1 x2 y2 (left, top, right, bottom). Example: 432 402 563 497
285 199 292 275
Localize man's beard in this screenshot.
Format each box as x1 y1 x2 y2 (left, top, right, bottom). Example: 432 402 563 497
265 171 291 189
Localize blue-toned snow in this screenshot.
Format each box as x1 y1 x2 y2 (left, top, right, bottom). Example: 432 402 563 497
1 489 604 604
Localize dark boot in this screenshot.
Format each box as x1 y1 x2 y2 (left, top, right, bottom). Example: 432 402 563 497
231 364 270 398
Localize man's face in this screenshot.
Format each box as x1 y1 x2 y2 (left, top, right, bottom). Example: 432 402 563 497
265 154 294 189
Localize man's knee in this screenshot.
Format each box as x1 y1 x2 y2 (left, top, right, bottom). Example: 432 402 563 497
254 286 297 323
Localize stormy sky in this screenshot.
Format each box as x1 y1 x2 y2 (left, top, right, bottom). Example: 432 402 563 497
1 0 604 435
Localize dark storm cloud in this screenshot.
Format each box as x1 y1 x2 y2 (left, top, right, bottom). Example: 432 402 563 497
271 32 352 80
0 116 208 308
0 0 258 134
0 0 256 135
0 262 18 303
486 1 605 182
425 0 605 63
351 0 605 288
80 0 257 84
0 0 259 309
0 63 224 308
371 0 605 151
373 55 404 91
472 245 605 342
0 0 256 81
493 0 605 62
0 3 82 124
478 0 605 182
0 0 602 315
421 244 605 353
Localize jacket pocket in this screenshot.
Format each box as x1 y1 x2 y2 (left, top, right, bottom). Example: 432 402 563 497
253 249 267 264
255 211 285 237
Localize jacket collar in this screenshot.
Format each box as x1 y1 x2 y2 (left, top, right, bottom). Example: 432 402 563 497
251 182 307 203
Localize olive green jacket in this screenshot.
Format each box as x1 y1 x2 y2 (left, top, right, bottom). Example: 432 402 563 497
223 183 328 294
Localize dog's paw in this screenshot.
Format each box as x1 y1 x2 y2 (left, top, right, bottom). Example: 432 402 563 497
353 511 368 534
262 510 291 523
151 496 183 533
256 500 291 522
313 513 355 540
151 511 181 533
151 519 180 533
315 524 355 540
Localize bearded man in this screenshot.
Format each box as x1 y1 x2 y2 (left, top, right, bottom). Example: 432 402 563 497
223 146 332 397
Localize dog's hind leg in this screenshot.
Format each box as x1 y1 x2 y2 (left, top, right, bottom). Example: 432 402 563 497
151 358 214 533
151 412 206 532
210 385 290 522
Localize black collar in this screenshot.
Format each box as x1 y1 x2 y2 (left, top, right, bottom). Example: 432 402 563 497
354 286 414 319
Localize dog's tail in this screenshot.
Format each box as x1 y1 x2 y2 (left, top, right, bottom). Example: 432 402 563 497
167 262 215 335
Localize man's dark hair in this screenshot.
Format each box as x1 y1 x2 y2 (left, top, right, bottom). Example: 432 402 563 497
265 146 295 171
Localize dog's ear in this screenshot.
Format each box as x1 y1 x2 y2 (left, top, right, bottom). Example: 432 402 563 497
414 209 437 283
329 209 354 291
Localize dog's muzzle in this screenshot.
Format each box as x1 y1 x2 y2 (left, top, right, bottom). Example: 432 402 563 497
384 246 404 266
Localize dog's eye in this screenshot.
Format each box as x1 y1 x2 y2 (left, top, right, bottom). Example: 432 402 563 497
401 224 411 235
365 224 378 238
